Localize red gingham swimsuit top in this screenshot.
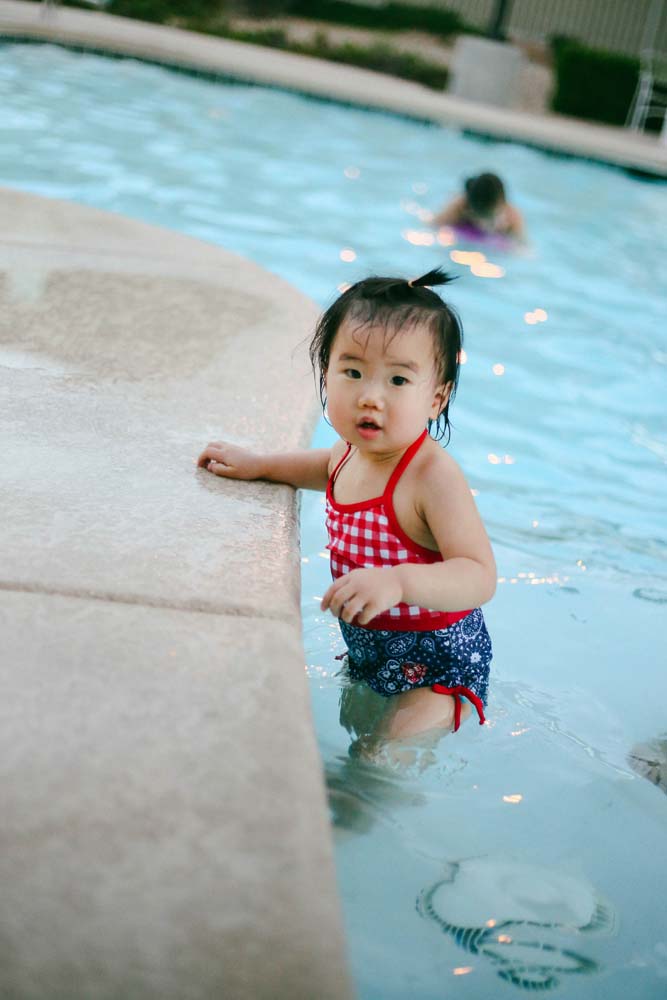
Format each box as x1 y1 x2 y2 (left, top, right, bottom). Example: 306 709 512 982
325 428 471 632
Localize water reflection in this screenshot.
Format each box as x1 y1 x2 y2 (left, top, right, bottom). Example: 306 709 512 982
325 753 429 835
417 859 615 991
325 679 469 833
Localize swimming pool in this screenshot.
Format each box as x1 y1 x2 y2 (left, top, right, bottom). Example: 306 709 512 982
2 41 667 998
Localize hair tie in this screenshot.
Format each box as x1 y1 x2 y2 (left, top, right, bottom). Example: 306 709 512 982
407 277 417 288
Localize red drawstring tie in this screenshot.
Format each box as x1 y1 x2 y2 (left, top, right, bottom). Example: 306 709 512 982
431 683 486 732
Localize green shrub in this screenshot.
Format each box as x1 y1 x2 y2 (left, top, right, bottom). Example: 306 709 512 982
217 25 448 89
289 1 464 39
551 37 640 127
107 0 211 22
550 34 573 59
218 25 289 47
303 34 449 88
231 1 294 13
105 0 450 89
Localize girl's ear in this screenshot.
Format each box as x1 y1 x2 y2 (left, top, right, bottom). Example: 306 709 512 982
431 382 452 419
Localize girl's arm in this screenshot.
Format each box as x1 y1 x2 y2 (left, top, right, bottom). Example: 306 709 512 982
432 194 466 229
394 453 496 611
321 450 496 624
506 204 526 240
197 440 331 492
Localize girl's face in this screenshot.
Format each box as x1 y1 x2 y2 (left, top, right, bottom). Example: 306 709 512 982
468 197 506 231
325 318 448 457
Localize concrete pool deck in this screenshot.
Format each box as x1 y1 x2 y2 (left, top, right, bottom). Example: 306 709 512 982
0 187 352 998
1 0 666 176
1 4 665 997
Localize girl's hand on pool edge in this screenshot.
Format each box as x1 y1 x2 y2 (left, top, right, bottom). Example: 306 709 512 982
321 567 403 626
197 441 263 480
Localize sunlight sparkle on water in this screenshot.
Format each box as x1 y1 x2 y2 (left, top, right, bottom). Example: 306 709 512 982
497 574 570 586
402 229 435 246
471 261 505 278
437 226 455 246
450 249 485 266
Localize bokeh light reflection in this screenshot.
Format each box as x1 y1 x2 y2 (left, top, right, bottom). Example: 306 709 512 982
402 229 435 246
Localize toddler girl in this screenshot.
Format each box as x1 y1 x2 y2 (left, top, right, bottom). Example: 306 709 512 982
433 172 524 240
198 268 495 740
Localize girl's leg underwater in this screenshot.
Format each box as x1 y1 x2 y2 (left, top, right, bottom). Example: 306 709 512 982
341 682 473 766
380 686 472 741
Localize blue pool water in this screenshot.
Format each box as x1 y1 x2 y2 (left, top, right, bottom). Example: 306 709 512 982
2 42 667 998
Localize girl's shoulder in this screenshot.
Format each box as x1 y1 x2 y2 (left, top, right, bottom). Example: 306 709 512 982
327 437 351 477
417 434 461 473
410 436 469 499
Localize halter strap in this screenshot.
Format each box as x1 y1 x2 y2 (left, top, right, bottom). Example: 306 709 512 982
327 429 429 512
382 429 429 500
329 442 353 489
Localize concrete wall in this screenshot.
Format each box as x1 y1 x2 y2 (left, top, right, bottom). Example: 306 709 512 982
0 187 353 999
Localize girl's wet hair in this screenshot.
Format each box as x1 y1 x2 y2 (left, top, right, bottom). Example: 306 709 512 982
464 172 506 215
309 267 463 443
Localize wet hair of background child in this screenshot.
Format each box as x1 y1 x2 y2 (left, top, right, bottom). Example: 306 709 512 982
433 171 525 239
198 268 496 750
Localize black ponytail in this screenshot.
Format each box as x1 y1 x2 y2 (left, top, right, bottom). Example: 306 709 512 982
407 266 458 290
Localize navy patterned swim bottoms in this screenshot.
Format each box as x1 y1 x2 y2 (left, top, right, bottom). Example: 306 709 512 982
338 608 492 726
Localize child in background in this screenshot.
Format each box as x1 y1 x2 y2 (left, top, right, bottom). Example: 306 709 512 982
434 172 525 239
198 268 495 743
